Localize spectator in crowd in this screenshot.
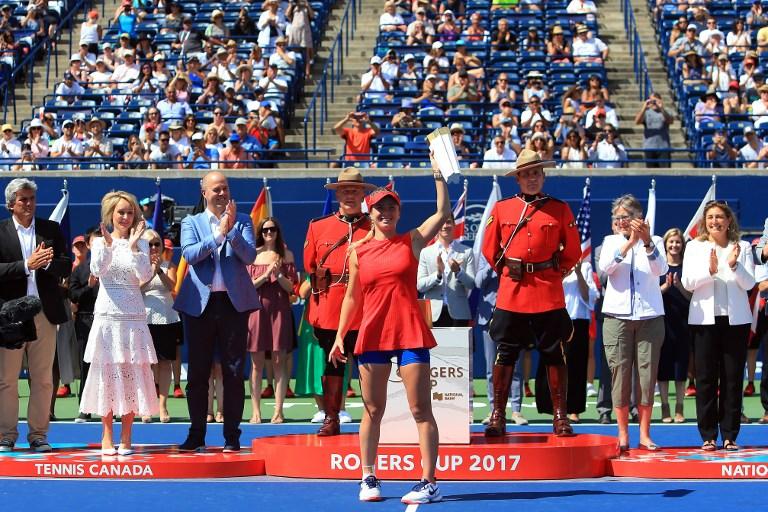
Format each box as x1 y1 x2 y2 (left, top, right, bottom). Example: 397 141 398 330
24 119 49 159
110 50 140 93
521 27 544 51
152 53 171 90
489 73 515 103
757 22 768 53
520 95 552 128
138 122 157 155
205 9 229 48
667 16 688 47
699 17 723 45
235 64 256 96
447 69 481 102
739 52 760 92
658 228 691 424
257 0 286 50
417 215 475 327
75 42 97 72
0 178 70 454
589 124 626 168
482 135 517 168
391 98 423 130
572 24 608 63
100 42 116 71
220 134 249 169
585 94 618 128
83 117 113 168
139 108 163 141
173 16 204 57
333 111 379 164
424 41 449 71
232 7 256 37
259 63 288 95
157 86 193 122
149 130 182 169
88 58 112 91
668 25 703 61
599 194 667 453
0 4 18 31
634 93 673 168
50 120 83 169
462 12 488 42
527 131 554 160
554 108 585 143
67 54 87 84
682 201 755 451
55 72 85 104
132 61 161 96
196 73 225 106
436 10 460 41
490 17 516 51
707 129 737 167
739 125 768 168
140 228 181 424
566 0 597 13
247 217 298 424
380 1 406 32
491 98 517 127
121 135 147 169
703 31 725 56
286 0 314 79
380 49 400 84
72 114 88 142
205 125 224 155
169 121 190 157
407 19 433 46
750 84 768 127
558 130 588 168
522 71 549 103
135 32 155 61
498 116 522 154
113 1 137 41
221 86 246 117
186 131 217 169
726 19 751 55
709 54 735 94
582 74 610 105
162 2 185 35
693 91 721 128
0 124 21 169
269 37 296 72
547 25 572 63
723 81 746 114
234 116 263 155
449 123 475 167
682 51 707 85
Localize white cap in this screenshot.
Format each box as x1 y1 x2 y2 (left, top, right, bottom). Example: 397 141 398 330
29 119 43 128
191 132 204 141
404 53 415 61
70 54 81 62
235 117 248 126
432 41 443 50
370 55 382 65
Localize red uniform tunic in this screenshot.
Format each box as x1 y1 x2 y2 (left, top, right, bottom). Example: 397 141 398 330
481 194 581 314
304 213 371 330
353 233 437 355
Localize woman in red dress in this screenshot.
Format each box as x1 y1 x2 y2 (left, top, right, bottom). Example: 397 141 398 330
330 157 450 505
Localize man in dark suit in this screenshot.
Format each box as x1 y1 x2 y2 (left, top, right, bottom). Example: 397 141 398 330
0 178 71 452
174 171 260 452
68 225 101 423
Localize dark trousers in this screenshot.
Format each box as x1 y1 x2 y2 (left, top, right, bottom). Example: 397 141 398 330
490 308 572 367
762 328 768 413
182 293 249 445
74 313 93 405
691 317 750 443
315 328 357 377
433 305 470 328
535 318 589 414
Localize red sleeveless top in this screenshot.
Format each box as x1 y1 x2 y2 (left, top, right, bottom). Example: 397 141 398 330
353 233 437 355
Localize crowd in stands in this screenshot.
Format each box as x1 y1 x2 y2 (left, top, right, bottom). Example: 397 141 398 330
331 0 655 168
654 0 768 167
1 0 331 169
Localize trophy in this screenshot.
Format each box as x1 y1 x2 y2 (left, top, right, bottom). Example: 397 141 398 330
426 127 462 183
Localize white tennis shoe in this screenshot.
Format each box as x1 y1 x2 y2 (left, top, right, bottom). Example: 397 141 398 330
401 480 442 504
359 475 383 501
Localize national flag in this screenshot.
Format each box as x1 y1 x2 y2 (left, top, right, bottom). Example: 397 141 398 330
575 178 592 260
452 183 467 241
647 181 656 237
472 177 502 269
322 181 333 216
49 185 71 252
250 183 272 228
173 194 206 297
152 181 164 240
684 181 716 240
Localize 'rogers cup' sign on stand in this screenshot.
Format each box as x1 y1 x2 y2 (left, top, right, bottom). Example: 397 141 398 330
380 327 471 445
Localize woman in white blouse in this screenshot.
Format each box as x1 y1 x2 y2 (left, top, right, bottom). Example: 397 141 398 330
598 195 668 454
681 201 755 452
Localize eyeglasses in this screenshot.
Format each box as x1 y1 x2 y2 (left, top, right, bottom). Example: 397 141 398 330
498 78 507 82
149 242 162 248
603 130 614 134
159 138 170 142
262 226 277 234
214 112 223 115
611 215 632 222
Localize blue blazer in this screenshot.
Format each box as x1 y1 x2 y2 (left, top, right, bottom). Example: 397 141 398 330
173 211 261 317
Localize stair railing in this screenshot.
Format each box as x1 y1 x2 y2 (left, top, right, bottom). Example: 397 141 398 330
621 0 653 100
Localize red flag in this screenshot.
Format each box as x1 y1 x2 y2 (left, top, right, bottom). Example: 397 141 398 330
452 185 467 241
684 181 716 240
250 185 272 228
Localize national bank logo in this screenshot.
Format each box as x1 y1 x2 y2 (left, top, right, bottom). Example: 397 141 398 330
462 204 486 243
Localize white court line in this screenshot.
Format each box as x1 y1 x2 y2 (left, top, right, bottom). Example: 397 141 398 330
404 504 419 512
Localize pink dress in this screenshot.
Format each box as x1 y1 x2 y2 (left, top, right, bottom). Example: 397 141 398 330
247 262 298 352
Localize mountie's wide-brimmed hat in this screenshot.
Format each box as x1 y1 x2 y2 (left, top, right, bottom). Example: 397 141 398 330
325 168 377 191
504 148 554 177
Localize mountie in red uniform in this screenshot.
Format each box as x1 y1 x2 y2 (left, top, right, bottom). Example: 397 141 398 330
482 193 581 438
303 211 370 436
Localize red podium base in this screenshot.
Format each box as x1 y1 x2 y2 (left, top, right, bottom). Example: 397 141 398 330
610 447 768 479
251 433 619 480
0 444 265 479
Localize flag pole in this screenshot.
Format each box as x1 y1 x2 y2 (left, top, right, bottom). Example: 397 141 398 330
62 179 68 193
651 178 655 190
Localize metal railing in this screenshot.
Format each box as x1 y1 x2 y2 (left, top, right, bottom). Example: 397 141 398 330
303 0 361 153
621 0 653 100
46 0 95 89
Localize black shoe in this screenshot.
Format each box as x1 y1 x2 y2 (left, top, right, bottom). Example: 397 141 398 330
74 413 91 424
599 412 612 425
630 413 639 424
30 439 52 453
0 438 14 452
222 443 240 453
178 439 205 452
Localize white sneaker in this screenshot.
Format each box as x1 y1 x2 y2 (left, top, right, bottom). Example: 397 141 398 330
401 480 442 504
586 383 597 397
311 410 326 423
511 412 529 426
359 475 383 502
339 410 352 424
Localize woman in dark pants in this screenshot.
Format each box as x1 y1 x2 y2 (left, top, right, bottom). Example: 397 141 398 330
682 201 755 451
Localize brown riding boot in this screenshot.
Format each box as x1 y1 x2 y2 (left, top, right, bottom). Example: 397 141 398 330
318 375 343 437
547 364 574 437
485 365 515 437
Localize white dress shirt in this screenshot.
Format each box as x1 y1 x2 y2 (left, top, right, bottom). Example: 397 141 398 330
599 234 668 320
563 261 599 320
13 217 39 297
205 209 227 292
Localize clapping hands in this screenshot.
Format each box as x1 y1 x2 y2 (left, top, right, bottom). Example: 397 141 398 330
128 220 146 251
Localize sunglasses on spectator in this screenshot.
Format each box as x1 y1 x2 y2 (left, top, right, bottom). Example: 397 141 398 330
214 111 223 115
262 226 277 233
160 137 170 142
149 241 162 248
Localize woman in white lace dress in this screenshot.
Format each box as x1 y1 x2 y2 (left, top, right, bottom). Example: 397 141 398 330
80 191 158 456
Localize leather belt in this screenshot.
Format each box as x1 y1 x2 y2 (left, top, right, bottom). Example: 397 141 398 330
329 273 349 284
522 259 556 273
